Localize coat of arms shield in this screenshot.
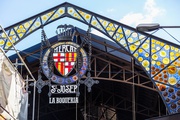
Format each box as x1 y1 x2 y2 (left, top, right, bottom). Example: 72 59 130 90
53 45 77 76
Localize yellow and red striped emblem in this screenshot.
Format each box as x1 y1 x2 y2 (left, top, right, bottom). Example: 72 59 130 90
53 52 77 76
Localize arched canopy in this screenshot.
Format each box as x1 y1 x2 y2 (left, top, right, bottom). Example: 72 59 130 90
1 2 180 114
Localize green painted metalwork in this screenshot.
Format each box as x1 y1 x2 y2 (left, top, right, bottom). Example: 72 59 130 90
1 2 180 114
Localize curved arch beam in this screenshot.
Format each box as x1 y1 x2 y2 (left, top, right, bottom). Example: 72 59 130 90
1 2 180 114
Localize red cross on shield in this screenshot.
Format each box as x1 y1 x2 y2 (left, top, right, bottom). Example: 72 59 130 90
53 52 77 76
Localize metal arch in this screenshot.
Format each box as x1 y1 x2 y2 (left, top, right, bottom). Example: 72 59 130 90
1 2 180 114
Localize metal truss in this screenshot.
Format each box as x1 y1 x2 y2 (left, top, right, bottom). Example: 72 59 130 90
91 86 162 119
34 80 160 120
98 105 116 120
18 29 163 119
88 48 156 92
1 2 180 114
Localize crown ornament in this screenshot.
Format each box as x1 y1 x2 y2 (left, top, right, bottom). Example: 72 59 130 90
56 24 74 41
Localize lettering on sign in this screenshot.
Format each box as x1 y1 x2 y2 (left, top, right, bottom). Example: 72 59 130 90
49 97 79 104
51 85 78 94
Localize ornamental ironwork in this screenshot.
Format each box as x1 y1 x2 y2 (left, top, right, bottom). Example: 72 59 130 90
1 2 180 114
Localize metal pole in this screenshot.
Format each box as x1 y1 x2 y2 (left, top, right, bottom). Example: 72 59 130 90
158 95 161 116
160 26 180 28
84 85 87 120
26 75 29 120
32 81 36 120
0 104 16 120
132 57 136 120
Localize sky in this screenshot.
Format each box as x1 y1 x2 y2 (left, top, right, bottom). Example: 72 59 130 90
0 0 180 55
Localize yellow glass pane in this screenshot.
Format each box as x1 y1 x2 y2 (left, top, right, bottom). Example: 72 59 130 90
109 23 113 27
170 57 175 61
176 53 180 57
19 25 23 29
24 22 30 28
0 40 5 45
164 45 170 50
168 77 177 85
167 65 177 74
152 39 156 43
1 33 6 38
79 11 85 16
160 42 164 46
151 60 156 65
151 49 156 53
92 20 97 26
160 51 167 57
6 41 12 47
111 27 116 31
152 44 155 48
156 61 161 66
162 58 170 64
54 14 59 18
132 33 137 38
10 31 15 35
48 12 53 16
152 54 158 60
22 29 26 33
19 33 23 38
171 46 175 50
85 14 91 20
9 36 13 40
68 8 74 14
134 41 140 45
156 41 160 44
130 45 136 51
145 53 149 57
142 60 149 67
106 27 110 31
58 8 64 14
17 29 21 33
35 21 41 27
119 34 124 39
125 30 131 35
74 13 78 17
103 21 107 26
146 67 149 71
138 57 143 62
138 48 143 53
175 48 179 52
117 28 122 33
127 38 133 43
134 53 138 57
142 43 149 49
42 15 48 21
116 37 120 41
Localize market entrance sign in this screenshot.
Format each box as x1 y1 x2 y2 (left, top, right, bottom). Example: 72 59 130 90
42 41 88 104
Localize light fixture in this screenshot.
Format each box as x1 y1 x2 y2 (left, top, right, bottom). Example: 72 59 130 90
136 23 180 32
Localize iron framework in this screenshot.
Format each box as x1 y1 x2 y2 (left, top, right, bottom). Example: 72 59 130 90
1 2 180 114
